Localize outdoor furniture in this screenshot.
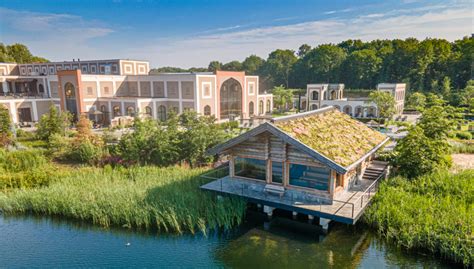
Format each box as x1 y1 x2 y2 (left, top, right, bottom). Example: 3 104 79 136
264 184 285 198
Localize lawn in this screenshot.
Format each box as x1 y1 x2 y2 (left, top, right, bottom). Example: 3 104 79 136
364 169 474 266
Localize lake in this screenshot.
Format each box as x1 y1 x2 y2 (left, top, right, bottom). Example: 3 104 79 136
0 214 456 268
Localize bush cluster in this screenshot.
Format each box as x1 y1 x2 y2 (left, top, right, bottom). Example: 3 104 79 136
116 111 228 167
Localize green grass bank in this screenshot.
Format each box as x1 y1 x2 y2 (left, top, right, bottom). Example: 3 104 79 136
0 165 246 234
364 169 474 266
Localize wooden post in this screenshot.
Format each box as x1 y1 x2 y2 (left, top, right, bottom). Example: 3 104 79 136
266 159 271 184
329 170 335 199
229 155 235 177
283 143 289 187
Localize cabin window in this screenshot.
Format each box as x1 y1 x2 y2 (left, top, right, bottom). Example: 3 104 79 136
289 164 330 191
234 157 266 181
271 161 283 184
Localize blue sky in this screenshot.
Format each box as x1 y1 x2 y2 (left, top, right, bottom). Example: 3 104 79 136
0 0 471 67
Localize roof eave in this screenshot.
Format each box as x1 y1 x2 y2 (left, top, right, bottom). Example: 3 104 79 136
344 137 390 171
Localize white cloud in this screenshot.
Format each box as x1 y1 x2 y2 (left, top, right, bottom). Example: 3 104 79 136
132 6 471 67
0 4 471 68
0 8 114 60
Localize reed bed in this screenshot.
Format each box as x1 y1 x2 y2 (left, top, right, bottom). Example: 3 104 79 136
0 166 246 235
364 169 474 266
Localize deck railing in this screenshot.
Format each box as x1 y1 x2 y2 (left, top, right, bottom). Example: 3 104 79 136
201 165 386 219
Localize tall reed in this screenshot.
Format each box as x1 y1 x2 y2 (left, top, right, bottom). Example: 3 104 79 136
364 169 474 266
0 165 246 235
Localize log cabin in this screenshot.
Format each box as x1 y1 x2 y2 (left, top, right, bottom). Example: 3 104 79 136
201 106 390 227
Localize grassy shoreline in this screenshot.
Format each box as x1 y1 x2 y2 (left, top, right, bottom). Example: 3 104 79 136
0 165 246 234
364 169 474 266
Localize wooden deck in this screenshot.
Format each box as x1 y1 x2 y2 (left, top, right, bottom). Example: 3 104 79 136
201 162 387 225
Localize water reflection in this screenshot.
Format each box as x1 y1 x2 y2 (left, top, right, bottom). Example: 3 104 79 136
0 214 457 268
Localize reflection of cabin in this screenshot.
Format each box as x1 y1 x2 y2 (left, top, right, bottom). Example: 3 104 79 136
202 106 389 229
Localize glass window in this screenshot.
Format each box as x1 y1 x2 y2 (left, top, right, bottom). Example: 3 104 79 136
289 164 329 191
158 105 167 121
234 157 266 181
272 162 283 184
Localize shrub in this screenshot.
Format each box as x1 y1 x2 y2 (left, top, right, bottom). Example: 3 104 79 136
0 149 47 172
68 141 104 165
36 105 72 141
0 105 13 147
0 168 53 189
456 131 472 140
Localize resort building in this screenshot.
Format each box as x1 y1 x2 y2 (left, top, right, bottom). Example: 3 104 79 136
302 83 406 118
202 106 389 230
0 59 273 125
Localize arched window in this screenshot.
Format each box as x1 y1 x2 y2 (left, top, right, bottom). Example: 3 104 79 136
145 106 152 116
301 101 307 110
259 100 264 115
113 106 120 117
127 106 135 116
248 101 254 116
343 105 352 116
266 100 271 113
355 106 363 117
312 91 319 101
311 104 318 110
38 84 44 94
368 106 376 117
204 105 211 116
158 105 167 121
330 90 337 100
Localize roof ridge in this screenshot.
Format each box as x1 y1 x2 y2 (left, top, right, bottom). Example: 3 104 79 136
271 106 335 123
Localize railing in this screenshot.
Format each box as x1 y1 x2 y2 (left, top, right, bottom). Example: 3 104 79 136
1 92 50 99
201 165 386 220
333 171 385 218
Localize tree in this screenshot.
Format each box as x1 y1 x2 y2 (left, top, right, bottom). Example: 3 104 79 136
342 49 382 88
36 105 71 141
441 76 451 98
271 86 294 112
417 105 455 140
0 105 13 147
297 44 311 57
208 61 222 72
262 49 297 88
6 43 33 63
368 91 396 122
178 111 227 167
0 43 14 63
242 55 264 75
222 61 243 71
406 92 426 111
298 44 347 84
394 125 451 178
425 93 445 108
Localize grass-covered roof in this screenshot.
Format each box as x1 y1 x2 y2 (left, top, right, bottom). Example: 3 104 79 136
275 109 387 167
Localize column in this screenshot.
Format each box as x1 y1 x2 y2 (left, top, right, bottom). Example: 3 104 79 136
178 81 183 113
31 101 38 121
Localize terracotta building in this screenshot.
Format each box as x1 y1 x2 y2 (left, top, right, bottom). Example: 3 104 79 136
0 59 273 125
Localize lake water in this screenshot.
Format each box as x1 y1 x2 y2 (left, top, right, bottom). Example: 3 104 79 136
0 214 457 268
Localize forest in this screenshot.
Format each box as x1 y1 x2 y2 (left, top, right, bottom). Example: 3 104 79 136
3 36 472 94
152 36 473 94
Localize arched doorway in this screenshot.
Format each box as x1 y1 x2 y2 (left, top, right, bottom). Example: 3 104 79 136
64 82 78 117
220 78 242 119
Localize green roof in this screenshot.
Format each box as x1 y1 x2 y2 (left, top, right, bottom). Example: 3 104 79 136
275 109 387 167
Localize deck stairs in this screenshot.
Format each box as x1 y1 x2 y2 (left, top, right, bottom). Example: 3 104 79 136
362 161 388 181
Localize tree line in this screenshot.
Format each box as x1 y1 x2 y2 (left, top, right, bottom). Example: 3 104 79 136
0 43 49 64
151 36 473 94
